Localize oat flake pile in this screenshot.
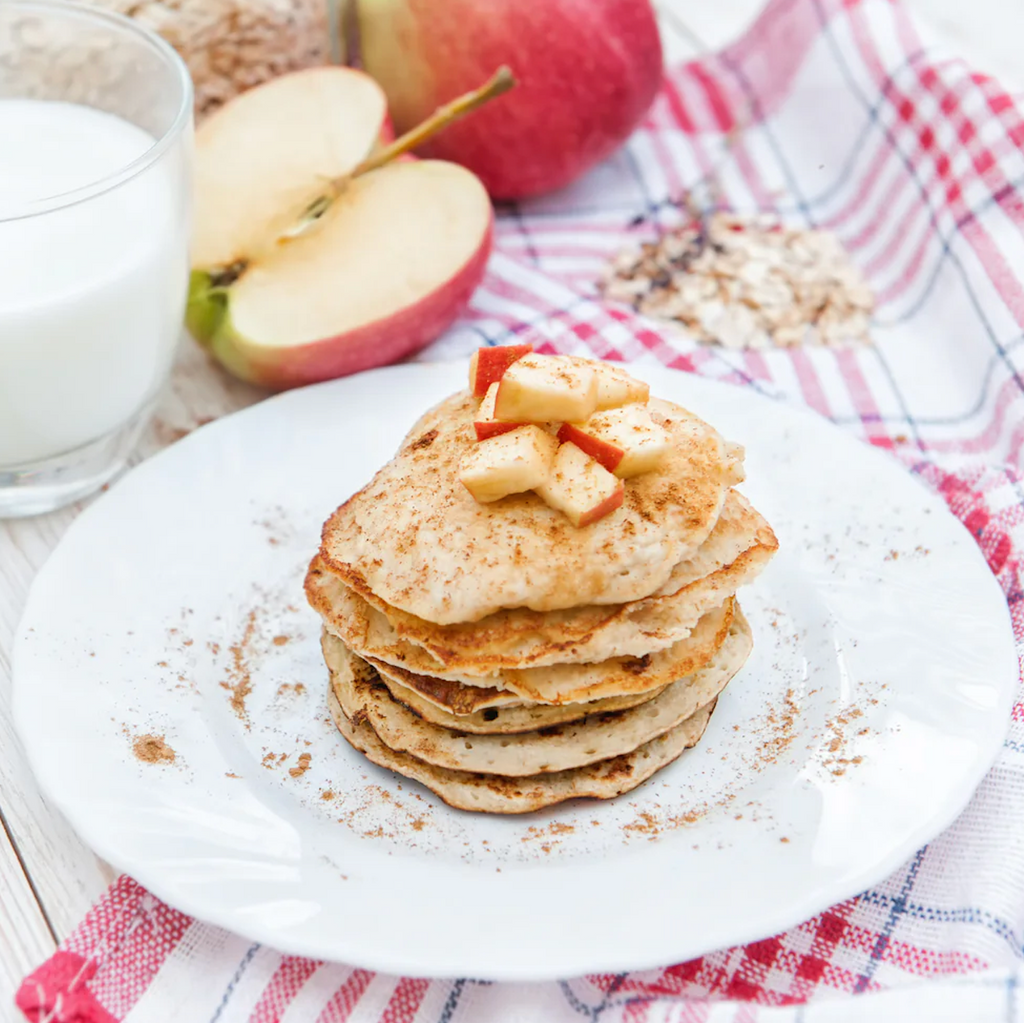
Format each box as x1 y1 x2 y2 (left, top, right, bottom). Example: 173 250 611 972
95 0 334 118
602 212 875 349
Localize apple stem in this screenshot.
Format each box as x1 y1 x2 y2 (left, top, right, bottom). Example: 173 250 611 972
275 66 516 244
350 65 516 179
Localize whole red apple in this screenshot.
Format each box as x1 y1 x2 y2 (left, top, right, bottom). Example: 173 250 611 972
357 0 664 200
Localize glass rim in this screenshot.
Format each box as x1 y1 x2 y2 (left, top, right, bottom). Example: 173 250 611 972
0 0 193 224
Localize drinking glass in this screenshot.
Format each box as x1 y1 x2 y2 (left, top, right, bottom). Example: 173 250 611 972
0 0 192 517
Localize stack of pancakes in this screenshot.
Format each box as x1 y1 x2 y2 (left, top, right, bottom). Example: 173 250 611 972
306 388 778 814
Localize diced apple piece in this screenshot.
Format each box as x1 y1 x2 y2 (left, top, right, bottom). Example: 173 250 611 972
474 382 523 440
468 343 533 397
723 441 746 485
494 354 598 423
557 422 624 473
459 425 557 503
536 441 624 527
594 363 650 410
577 404 670 478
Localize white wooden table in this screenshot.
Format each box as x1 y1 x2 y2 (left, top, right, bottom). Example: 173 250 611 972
0 1 1014 1015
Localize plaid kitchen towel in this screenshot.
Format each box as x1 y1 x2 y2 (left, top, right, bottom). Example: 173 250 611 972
18 0 1024 1018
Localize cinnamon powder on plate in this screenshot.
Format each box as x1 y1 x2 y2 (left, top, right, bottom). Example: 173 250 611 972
132 734 176 765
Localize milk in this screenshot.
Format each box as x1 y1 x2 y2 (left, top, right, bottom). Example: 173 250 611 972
0 100 189 466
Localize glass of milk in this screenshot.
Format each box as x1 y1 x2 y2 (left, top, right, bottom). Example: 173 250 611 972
0 0 192 517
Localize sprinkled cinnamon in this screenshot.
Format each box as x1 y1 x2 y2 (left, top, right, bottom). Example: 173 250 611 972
822 706 868 776
520 821 576 845
333 784 435 842
132 734 175 765
220 609 257 725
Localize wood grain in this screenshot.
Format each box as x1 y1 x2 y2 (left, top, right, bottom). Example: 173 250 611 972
0 826 54 1001
0 337 261 1008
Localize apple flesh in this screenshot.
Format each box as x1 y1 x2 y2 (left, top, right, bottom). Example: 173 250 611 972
494 354 598 423
187 67 494 389
536 441 624 527
469 343 532 397
594 364 650 410
357 0 663 200
191 67 391 271
572 405 670 478
474 382 524 440
459 425 558 502
556 422 624 473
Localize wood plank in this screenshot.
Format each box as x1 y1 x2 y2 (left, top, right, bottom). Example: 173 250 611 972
0 822 56 1011
0 512 118 942
0 338 260 949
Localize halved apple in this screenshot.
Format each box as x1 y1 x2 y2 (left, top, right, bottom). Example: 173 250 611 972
474 382 523 440
459 425 558 503
536 441 624 527
187 67 494 389
570 404 670 478
469 344 533 397
594 363 650 410
494 354 598 423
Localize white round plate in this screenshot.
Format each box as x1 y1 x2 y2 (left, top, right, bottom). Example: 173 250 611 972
14 363 1017 980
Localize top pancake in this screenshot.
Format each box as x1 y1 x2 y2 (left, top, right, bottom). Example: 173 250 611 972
306 489 777 674
319 390 742 624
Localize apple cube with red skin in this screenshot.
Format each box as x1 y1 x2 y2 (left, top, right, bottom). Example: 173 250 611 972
468 344 533 397
474 382 524 441
494 354 598 423
593 363 649 410
535 441 624 527
459 425 558 503
562 405 670 479
556 422 624 473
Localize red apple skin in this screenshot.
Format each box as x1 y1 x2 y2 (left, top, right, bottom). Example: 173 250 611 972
358 0 663 199
578 481 625 527
557 423 625 473
203 216 493 390
470 343 533 397
474 419 520 441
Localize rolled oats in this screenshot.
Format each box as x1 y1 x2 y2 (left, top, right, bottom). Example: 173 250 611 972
602 212 875 349
90 0 336 119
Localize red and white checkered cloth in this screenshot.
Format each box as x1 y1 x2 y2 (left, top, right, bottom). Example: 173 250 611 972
18 0 1024 1019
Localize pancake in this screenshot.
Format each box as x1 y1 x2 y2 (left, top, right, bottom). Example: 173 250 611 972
307 538 770 676
319 390 742 624
328 610 751 775
328 686 716 814
323 632 671 725
375 670 668 734
370 657 519 713
649 490 771 596
334 486 770 636
308 490 775 671
358 600 734 705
